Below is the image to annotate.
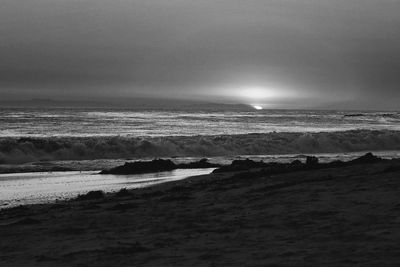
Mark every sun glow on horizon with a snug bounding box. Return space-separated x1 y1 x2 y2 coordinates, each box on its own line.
237 87 277 100
206 84 296 108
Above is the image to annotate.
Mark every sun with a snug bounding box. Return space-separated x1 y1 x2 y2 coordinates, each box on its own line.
252 105 263 110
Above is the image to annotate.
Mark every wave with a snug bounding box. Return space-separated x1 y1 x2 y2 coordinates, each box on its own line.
343 112 400 120
1 130 400 164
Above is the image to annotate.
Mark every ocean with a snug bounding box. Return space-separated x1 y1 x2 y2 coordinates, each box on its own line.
1 107 400 166
1 107 400 137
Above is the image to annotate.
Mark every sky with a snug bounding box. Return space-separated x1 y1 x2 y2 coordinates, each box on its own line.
0 0 399 110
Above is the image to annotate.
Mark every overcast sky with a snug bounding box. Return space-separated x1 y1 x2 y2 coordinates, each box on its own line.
1 0 399 109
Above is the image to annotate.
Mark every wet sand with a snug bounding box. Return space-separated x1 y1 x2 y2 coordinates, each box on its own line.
1 160 400 266
0 168 215 208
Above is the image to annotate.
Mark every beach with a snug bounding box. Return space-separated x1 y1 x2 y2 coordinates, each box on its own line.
1 108 400 266
2 0 400 265
1 157 400 266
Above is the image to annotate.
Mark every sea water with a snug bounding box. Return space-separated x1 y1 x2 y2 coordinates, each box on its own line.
1 108 400 137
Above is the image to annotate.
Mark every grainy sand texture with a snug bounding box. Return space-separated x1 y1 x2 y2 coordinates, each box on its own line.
1 159 400 266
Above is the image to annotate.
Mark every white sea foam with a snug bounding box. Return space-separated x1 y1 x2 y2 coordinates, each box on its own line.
1 130 400 164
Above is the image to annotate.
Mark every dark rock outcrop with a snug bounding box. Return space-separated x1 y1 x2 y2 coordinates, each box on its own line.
349 152 382 164
213 159 269 173
100 159 176 175
213 152 384 174
101 153 384 176
306 156 319 165
177 158 220 169
291 160 303 165
100 158 220 175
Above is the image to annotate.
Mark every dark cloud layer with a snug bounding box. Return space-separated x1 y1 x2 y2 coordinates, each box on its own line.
0 0 399 109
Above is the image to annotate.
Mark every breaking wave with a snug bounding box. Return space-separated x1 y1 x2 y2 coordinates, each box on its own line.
1 130 400 164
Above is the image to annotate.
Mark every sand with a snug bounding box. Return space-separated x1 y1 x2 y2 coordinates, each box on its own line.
1 160 400 266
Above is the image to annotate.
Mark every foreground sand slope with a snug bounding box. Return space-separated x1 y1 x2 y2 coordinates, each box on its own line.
1 160 400 266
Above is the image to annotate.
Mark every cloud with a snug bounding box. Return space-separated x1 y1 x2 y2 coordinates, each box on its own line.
0 0 399 109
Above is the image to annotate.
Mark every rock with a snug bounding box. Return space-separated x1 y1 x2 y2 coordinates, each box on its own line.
100 159 176 175
350 152 382 164
306 156 319 165
177 158 220 169
213 159 268 173
291 160 303 165
100 158 221 175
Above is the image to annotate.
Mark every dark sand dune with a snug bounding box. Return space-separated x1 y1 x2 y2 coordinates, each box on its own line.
1 157 400 266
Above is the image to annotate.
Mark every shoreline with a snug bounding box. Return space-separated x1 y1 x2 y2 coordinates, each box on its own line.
0 168 216 210
2 149 400 174
1 156 400 265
